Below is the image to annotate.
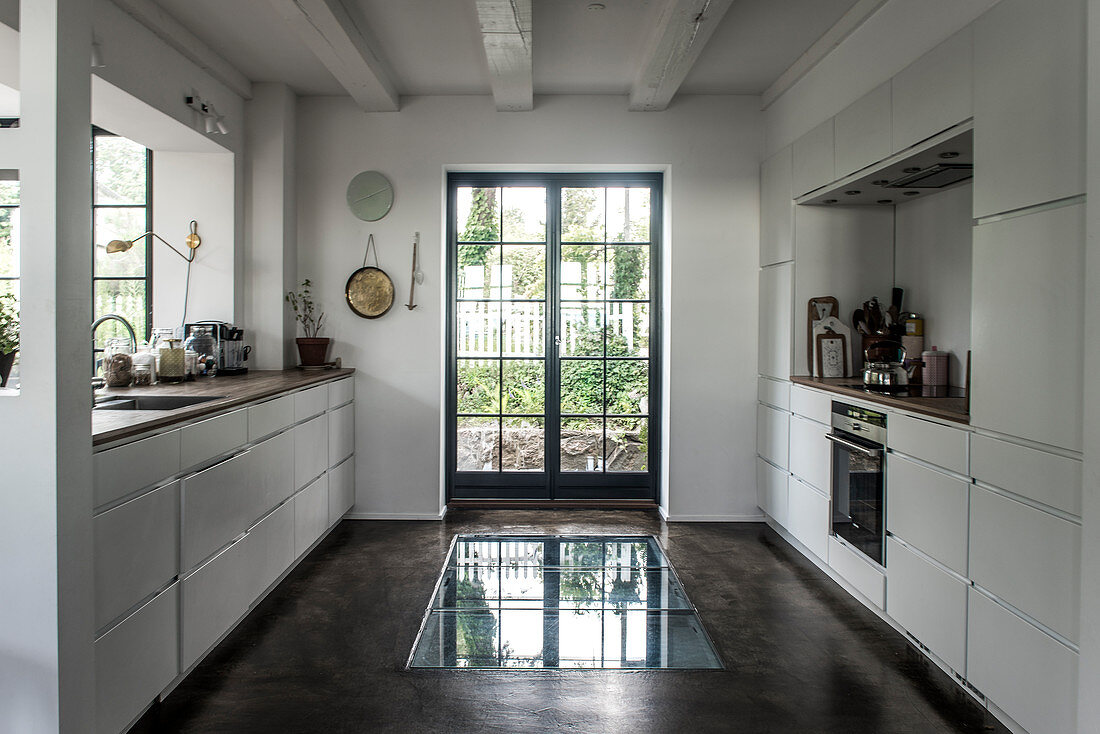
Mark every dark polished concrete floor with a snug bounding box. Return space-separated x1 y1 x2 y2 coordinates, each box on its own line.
136 511 1008 733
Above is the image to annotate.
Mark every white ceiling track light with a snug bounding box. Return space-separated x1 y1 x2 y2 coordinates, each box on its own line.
90 37 105 69
185 94 229 136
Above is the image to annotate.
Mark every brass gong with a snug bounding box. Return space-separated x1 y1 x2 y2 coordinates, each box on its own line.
346 234 394 319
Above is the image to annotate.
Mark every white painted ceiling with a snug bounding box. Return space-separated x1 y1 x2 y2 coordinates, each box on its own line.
153 0 859 99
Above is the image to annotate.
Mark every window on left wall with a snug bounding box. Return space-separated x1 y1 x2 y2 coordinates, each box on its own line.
92 127 152 359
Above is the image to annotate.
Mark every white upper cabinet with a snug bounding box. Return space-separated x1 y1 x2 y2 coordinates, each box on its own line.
792 118 835 197
891 27 973 153
758 262 793 379
760 146 794 266
834 82 892 180
970 204 1084 451
973 0 1085 218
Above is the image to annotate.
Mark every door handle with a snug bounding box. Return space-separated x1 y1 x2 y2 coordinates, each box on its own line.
825 433 882 457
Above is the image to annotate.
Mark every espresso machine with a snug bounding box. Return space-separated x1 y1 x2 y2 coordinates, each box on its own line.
184 321 251 375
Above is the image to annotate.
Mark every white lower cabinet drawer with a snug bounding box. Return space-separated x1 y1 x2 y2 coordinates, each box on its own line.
328 376 354 408
969 485 1081 642
181 535 253 670
967 588 1078 734
94 481 180 630
828 536 884 609
757 403 790 470
758 377 790 410
294 384 328 422
790 385 832 425
970 433 1082 516
328 457 355 525
789 414 830 492
247 394 294 442
95 583 179 734
249 429 295 516
244 500 296 603
295 473 330 557
93 430 181 508
886 537 967 674
886 454 968 575
787 476 829 561
181 450 255 572
295 415 329 490
328 402 354 468
886 413 968 475
756 457 788 527
180 408 248 471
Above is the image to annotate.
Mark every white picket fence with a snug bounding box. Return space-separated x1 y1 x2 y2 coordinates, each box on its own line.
457 301 639 358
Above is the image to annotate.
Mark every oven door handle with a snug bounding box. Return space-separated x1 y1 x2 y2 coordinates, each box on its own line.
825 433 883 457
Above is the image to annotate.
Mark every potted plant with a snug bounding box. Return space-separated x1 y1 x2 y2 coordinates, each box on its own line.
286 279 329 366
0 292 17 387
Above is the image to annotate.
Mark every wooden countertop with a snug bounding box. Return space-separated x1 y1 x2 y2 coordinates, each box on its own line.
790 376 969 424
92 368 355 446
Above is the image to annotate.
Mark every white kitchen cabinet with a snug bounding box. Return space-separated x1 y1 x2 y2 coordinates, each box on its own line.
891 27 973 153
886 454 968 575
295 473 330 557
328 402 354 468
834 82 891 179
247 394 294 442
789 414 830 493
967 588 1078 734
94 481 179 630
294 383 328 422
758 377 790 411
758 262 793 379
969 485 1081 643
93 429 180 508
886 414 967 476
328 457 356 525
757 403 789 470
787 476 829 561
970 434 1082 517
243 500 296 604
756 456 788 527
886 537 967 674
789 385 832 426
294 413 329 490
328 376 354 409
181 449 255 572
760 146 794 266
181 534 253 669
249 429 295 516
828 536 884 609
973 0 1085 218
792 118 835 197
970 204 1084 451
179 408 248 471
95 584 179 734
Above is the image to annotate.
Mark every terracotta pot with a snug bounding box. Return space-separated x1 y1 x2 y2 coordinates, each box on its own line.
0 350 14 388
296 338 330 366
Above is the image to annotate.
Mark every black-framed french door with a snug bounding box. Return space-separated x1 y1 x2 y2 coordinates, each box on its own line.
446 172 662 502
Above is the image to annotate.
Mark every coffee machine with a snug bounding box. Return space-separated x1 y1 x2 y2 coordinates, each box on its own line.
184 321 251 375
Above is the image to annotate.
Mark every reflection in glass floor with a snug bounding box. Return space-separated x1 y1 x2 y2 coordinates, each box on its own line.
408 535 723 669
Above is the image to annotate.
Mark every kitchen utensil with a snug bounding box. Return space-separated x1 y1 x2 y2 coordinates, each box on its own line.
862 341 909 392
346 234 395 319
406 231 422 311
812 316 853 377
807 296 840 373
851 309 865 334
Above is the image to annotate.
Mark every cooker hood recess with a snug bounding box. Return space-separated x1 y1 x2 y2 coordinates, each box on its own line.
797 121 973 207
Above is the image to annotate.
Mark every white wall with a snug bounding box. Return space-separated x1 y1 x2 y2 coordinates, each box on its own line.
151 152 235 329
764 0 998 157
295 94 761 520
893 184 972 386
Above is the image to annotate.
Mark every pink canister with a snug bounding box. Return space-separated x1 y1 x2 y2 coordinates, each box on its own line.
922 347 949 386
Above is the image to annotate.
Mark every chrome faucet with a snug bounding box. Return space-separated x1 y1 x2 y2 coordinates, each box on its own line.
91 313 137 384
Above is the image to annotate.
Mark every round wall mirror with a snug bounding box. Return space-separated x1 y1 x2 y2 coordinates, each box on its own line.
346 170 394 221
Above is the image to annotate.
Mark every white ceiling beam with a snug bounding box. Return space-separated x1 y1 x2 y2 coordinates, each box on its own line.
628 0 735 112
474 0 533 111
267 0 399 112
760 0 888 110
109 0 253 100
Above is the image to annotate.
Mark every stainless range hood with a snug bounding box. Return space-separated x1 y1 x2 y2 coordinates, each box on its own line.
797 121 973 207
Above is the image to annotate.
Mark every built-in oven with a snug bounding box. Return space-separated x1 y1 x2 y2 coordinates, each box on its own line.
826 401 887 567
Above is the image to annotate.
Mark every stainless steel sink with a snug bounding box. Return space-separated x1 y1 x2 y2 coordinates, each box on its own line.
93 395 227 411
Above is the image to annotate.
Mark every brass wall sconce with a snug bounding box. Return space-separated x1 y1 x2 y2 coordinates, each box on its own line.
105 220 202 325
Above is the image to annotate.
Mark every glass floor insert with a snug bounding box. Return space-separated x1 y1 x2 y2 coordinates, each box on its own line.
408 535 723 669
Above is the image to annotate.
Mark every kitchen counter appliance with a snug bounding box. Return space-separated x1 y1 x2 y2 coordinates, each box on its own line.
184 321 250 376
827 401 887 567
